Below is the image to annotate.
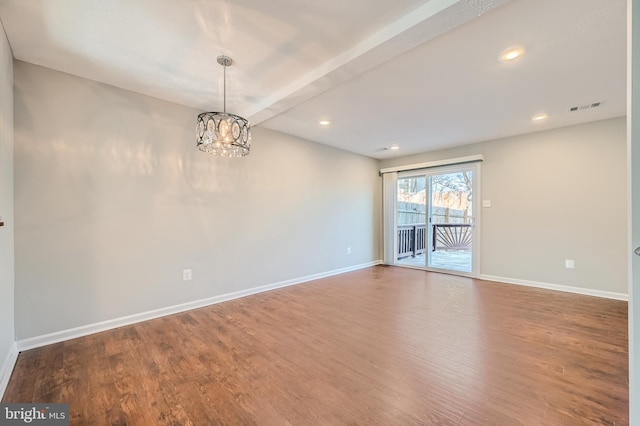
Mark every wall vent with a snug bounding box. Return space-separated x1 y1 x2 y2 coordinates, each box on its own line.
569 101 603 112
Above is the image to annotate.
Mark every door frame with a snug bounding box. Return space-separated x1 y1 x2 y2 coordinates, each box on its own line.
397 162 481 277
628 0 639 421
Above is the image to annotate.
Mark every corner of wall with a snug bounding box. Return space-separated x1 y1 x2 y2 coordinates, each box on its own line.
0 18 16 401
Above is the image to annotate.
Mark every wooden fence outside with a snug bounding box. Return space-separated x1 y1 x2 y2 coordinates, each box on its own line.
397 201 469 225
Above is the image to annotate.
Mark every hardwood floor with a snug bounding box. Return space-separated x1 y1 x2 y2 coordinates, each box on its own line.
3 266 628 425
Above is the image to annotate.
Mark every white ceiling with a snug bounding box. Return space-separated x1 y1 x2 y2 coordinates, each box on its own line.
0 0 627 159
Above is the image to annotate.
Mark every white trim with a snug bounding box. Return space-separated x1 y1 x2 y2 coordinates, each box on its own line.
472 165 482 276
380 154 484 174
628 1 640 423
0 342 18 400
16 261 382 352
479 274 629 301
382 172 398 265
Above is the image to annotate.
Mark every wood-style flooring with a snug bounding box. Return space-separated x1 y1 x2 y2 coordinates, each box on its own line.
3 266 629 425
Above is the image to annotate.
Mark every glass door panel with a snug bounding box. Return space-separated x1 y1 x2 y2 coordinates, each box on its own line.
427 170 474 273
396 176 427 268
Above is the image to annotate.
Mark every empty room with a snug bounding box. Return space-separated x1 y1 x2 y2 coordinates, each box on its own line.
1 0 640 425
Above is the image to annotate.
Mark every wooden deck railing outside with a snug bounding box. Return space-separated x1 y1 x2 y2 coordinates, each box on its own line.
398 223 472 259
432 223 472 251
398 224 426 259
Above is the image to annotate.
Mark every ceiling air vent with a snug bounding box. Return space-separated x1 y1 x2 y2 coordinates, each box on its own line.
569 101 603 112
374 147 390 152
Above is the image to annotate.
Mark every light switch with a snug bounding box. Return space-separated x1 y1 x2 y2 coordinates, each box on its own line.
482 200 491 208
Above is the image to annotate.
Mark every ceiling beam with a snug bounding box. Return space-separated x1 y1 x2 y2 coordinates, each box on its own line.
246 0 513 125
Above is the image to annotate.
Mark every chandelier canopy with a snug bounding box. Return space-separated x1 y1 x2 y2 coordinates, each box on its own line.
196 56 251 157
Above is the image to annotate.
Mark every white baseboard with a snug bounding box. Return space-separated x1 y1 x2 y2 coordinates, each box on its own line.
0 342 18 400
478 274 628 301
17 260 383 352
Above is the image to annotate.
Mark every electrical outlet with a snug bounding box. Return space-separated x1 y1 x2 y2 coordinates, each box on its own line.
183 269 192 280
565 259 575 269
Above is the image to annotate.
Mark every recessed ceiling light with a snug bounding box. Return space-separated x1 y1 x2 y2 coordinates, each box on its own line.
532 113 548 122
319 120 331 126
390 145 400 150
500 46 524 62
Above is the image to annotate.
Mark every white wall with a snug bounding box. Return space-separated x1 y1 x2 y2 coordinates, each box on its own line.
381 117 628 295
0 21 16 391
13 61 381 340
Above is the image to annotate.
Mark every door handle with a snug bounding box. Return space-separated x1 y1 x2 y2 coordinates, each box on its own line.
636 247 640 256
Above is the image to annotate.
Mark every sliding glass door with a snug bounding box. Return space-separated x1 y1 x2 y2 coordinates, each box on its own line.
396 164 479 276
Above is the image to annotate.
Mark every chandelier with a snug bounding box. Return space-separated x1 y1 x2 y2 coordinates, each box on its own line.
196 56 251 157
